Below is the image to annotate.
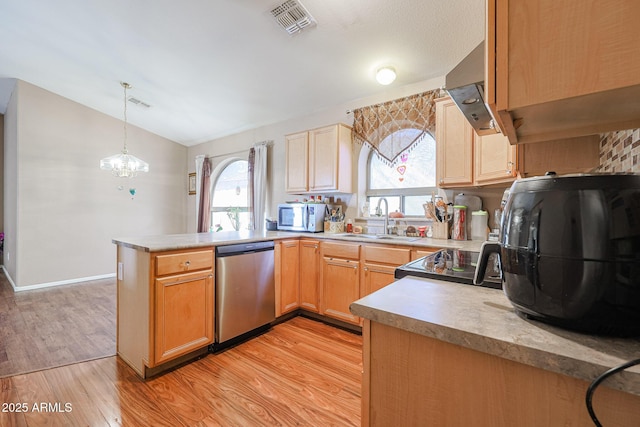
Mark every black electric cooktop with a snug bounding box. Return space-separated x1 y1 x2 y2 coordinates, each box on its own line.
395 248 502 289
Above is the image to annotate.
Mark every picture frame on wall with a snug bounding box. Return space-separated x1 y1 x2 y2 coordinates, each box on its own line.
188 173 196 195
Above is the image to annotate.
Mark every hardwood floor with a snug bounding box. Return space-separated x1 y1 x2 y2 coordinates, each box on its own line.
0 275 116 378
0 316 362 426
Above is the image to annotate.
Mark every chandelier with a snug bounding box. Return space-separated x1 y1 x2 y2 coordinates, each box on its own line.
100 82 149 177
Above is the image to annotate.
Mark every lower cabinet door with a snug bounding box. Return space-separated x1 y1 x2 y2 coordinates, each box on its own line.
153 270 214 366
362 263 397 297
299 240 320 312
321 257 360 324
280 240 301 315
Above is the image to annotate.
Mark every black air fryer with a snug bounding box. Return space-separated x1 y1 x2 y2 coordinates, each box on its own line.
475 173 640 336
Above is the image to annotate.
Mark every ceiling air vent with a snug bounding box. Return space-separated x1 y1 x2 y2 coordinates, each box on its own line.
127 96 151 109
270 0 316 35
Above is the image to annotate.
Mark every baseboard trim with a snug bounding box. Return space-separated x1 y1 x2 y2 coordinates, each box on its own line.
2 267 116 292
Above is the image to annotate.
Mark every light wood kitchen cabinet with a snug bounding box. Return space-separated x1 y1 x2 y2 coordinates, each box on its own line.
320 241 361 325
436 97 474 187
361 245 411 298
117 246 214 378
436 97 600 187
486 0 640 144
278 240 300 315
517 136 601 178
474 131 517 185
436 97 516 187
362 320 640 426
284 131 309 194
154 269 214 365
411 248 438 261
285 123 353 194
275 237 445 327
299 239 320 312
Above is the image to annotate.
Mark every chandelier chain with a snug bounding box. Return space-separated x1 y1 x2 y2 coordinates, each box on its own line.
122 82 128 154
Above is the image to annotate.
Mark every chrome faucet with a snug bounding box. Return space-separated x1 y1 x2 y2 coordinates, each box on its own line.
377 197 389 235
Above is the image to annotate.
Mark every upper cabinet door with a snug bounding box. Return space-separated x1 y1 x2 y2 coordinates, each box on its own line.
309 125 340 191
474 132 517 184
285 131 309 193
436 98 474 187
487 0 640 144
285 123 353 194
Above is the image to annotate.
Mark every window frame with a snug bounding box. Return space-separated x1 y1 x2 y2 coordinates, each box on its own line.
210 158 250 231
365 131 437 216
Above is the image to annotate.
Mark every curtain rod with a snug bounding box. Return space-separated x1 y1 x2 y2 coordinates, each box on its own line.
345 86 446 115
254 139 274 147
205 140 274 159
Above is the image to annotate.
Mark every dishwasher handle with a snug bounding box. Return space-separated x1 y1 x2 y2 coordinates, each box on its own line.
215 240 275 257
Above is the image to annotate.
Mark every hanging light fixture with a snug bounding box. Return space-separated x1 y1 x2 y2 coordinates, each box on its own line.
100 82 149 177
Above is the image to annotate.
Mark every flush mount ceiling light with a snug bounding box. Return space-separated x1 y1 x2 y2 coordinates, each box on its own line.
100 82 149 178
270 0 316 35
376 67 397 85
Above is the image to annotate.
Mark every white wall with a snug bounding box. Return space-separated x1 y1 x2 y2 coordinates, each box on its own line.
4 83 18 283
186 77 446 231
4 80 188 289
0 113 4 238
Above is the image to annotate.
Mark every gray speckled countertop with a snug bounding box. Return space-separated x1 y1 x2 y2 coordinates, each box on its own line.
112 230 484 252
350 277 640 396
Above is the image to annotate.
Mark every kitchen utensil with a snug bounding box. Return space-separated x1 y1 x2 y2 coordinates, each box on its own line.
423 202 438 221
474 173 640 336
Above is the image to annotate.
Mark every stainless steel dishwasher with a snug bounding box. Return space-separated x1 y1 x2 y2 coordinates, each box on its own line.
214 240 275 346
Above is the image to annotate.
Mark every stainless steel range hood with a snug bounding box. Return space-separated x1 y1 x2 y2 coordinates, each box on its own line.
445 42 497 136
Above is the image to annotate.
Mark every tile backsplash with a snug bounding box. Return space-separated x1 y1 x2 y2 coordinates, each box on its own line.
598 128 640 172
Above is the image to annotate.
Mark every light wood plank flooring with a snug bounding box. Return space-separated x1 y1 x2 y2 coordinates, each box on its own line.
1 316 362 426
0 274 116 378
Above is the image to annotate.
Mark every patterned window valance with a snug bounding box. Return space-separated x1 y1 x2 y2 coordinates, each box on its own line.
352 89 442 165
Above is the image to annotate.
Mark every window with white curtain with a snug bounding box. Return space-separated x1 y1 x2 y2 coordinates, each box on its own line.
366 129 437 216
210 159 250 231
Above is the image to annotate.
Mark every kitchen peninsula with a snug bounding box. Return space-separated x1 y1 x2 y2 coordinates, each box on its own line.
112 230 481 378
350 278 640 426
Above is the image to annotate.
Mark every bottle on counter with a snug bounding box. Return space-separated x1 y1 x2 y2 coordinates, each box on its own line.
346 218 353 233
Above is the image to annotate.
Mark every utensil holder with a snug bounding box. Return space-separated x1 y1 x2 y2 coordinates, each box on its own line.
327 221 345 233
432 222 448 239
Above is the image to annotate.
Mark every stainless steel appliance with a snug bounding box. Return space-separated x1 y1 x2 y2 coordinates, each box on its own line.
215 241 275 345
395 248 502 289
277 202 327 232
475 173 640 336
445 41 498 136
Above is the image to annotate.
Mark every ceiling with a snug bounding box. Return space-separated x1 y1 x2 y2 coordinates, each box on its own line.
0 0 484 147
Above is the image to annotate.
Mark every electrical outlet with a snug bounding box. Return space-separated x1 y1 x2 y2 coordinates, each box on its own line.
6 252 9 261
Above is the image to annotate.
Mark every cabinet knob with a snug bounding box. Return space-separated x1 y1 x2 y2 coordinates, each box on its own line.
364 267 368 271
184 261 191 267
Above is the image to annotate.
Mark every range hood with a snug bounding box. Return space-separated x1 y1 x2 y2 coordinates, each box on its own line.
445 42 498 136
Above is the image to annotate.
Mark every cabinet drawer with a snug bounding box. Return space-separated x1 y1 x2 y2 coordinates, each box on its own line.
155 249 214 276
321 241 360 260
363 245 410 266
